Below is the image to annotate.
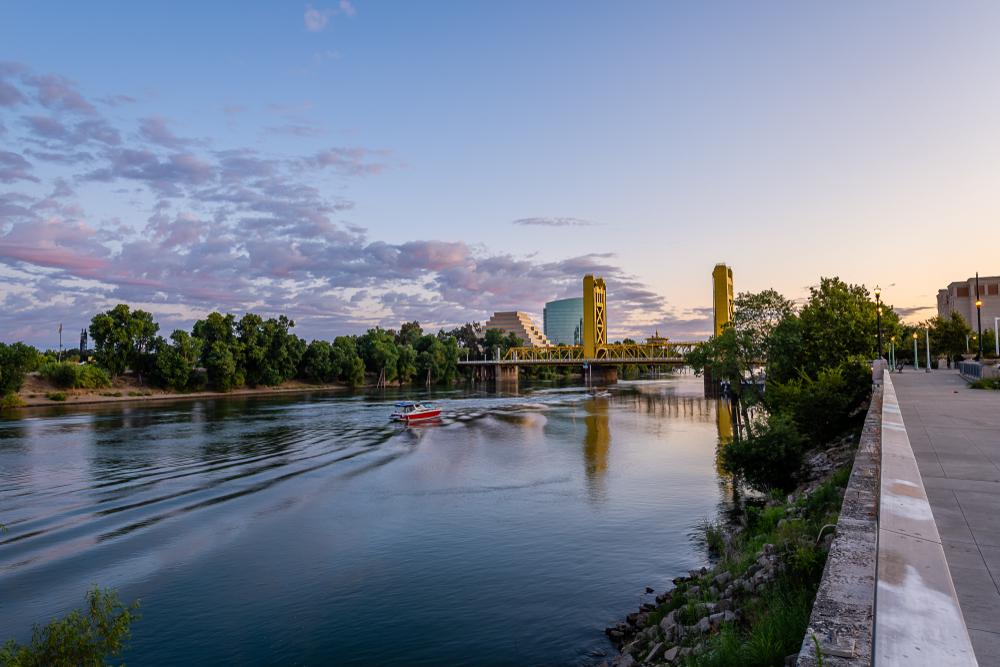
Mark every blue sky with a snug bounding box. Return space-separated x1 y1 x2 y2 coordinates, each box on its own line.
2 2 1000 346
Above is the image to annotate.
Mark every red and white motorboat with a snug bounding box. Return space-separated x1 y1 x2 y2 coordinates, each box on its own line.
391 402 442 422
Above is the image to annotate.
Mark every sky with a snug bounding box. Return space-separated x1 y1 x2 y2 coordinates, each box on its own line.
2 1 1000 348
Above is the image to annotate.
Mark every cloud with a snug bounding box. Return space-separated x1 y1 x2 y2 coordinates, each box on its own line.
512 217 597 227
264 123 326 138
303 1 355 32
0 79 26 106
22 114 121 148
894 305 935 320
23 72 95 115
304 5 332 31
0 63 698 346
304 146 389 175
0 151 38 183
138 116 194 149
99 94 137 106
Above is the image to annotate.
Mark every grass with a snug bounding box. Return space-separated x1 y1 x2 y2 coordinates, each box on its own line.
674 465 851 666
45 392 67 401
1 393 26 409
127 391 152 397
970 377 1000 390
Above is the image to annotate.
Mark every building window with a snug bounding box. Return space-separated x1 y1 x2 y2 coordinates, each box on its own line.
957 286 970 298
989 284 999 296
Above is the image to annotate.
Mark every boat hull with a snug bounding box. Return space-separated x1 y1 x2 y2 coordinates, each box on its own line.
393 409 442 422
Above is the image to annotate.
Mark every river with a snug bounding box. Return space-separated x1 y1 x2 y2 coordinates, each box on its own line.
0 376 729 666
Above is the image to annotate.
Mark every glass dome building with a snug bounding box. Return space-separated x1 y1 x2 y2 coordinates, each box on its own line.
543 297 584 346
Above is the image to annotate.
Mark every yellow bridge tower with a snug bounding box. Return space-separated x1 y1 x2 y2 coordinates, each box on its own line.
582 274 607 358
712 264 734 336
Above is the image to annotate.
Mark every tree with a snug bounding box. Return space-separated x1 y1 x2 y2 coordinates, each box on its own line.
687 289 796 437
204 341 237 391
482 329 522 361
330 336 365 386
0 587 139 667
397 321 423 348
154 330 202 391
928 312 973 360
88 305 159 379
415 334 460 385
358 328 399 383
720 413 806 493
236 313 268 386
797 277 896 377
0 342 39 396
192 312 241 390
396 344 418 384
300 340 335 383
263 317 305 385
445 322 483 358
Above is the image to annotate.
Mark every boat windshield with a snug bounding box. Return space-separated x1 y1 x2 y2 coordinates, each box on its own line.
395 402 433 413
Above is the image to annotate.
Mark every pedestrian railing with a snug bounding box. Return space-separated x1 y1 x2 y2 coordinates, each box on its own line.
958 361 983 380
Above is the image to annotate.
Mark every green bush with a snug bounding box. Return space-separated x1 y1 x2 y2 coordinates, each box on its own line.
40 362 111 389
76 365 111 389
39 362 79 389
765 358 870 445
1 393 26 410
45 392 67 402
721 413 806 492
970 377 1000 390
0 587 139 667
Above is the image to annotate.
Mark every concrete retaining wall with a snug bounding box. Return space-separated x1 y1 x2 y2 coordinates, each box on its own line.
796 389 881 666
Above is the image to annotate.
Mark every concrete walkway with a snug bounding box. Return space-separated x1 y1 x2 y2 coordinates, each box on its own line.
892 369 1000 663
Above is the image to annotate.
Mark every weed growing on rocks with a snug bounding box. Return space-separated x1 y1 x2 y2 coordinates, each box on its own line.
603 464 852 667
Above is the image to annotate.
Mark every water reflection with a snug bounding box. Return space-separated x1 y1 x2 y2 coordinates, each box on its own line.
0 379 728 667
583 399 610 501
715 400 733 444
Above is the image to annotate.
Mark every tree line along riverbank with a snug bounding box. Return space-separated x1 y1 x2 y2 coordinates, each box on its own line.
0 307 556 411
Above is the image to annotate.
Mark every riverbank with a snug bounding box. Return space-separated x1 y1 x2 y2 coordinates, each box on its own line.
10 374 351 409
602 433 858 666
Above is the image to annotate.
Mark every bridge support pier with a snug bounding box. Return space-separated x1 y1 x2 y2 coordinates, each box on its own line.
587 366 618 385
497 364 518 385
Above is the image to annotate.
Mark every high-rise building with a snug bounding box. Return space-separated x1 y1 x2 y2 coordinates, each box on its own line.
543 297 583 346
937 275 1000 331
483 311 551 347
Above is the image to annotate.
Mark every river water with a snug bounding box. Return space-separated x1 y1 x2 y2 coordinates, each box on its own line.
0 376 729 666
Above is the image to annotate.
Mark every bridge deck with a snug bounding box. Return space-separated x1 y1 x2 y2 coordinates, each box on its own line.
458 357 687 366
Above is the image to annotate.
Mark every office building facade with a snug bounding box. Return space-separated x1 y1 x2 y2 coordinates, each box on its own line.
543 297 583 346
937 275 1000 333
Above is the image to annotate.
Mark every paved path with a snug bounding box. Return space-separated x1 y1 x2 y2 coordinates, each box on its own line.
892 369 1000 663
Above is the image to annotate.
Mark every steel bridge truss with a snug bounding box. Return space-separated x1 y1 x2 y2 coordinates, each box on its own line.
459 342 700 366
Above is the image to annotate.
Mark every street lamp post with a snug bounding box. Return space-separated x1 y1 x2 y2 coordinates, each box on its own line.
913 332 919 370
925 327 931 372
890 336 896 370
874 285 883 360
995 317 999 357
976 272 983 360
